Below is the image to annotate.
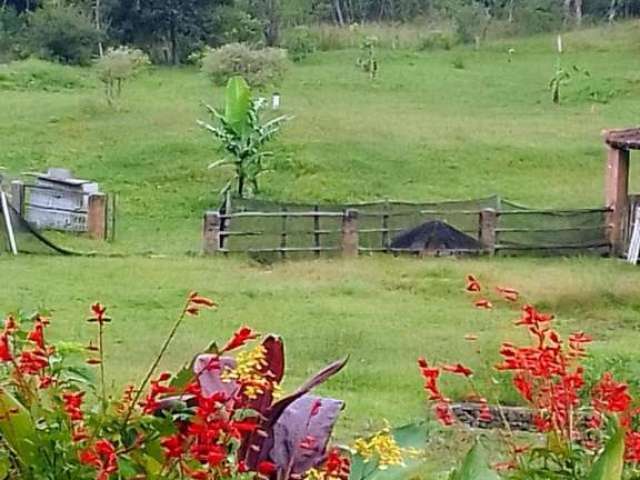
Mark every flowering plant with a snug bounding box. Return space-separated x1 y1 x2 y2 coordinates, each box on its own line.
418 275 640 479
0 292 361 480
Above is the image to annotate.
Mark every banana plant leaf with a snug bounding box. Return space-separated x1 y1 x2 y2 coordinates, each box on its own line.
270 394 344 476
194 355 237 398
587 424 625 480
224 76 251 137
0 389 37 467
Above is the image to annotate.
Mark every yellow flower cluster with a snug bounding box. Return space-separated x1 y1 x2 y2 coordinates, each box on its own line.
352 423 404 469
221 345 273 399
304 468 335 480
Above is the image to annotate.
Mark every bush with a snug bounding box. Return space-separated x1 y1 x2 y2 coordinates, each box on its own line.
416 30 455 51
27 5 100 65
454 4 490 45
95 46 149 106
0 6 25 63
0 58 91 91
283 26 317 62
201 43 288 87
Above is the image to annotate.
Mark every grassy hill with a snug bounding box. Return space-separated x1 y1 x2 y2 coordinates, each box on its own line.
3 22 640 254
3 23 640 463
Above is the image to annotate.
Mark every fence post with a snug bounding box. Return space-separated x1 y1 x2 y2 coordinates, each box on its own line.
87 193 107 240
605 146 630 256
202 211 221 255
479 208 498 255
10 180 25 216
341 209 359 258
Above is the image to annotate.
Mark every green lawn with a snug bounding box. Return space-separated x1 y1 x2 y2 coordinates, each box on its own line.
2 22 640 463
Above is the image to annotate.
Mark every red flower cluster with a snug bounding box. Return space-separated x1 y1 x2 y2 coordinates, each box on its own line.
420 274 640 469
79 440 118 480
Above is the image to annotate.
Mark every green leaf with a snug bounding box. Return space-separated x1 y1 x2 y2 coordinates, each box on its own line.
588 424 625 480
0 450 10 479
0 389 37 466
451 441 500 480
224 76 251 137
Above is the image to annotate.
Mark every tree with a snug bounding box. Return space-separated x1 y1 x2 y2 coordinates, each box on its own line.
199 76 292 198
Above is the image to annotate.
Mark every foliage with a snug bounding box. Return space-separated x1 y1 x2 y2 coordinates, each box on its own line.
199 76 292 197
418 274 640 479
95 46 150 107
0 57 90 91
26 4 100 65
454 3 490 46
417 31 455 51
283 26 317 62
549 62 591 104
0 6 25 62
0 291 355 479
356 36 378 80
201 43 288 88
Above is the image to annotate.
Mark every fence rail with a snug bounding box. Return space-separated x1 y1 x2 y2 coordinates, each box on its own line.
202 202 613 258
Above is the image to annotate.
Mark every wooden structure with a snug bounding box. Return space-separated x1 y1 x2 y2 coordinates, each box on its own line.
10 169 115 241
604 128 640 256
201 203 610 258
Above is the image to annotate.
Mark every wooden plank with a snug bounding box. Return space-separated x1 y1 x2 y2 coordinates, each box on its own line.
219 247 340 254
495 225 608 233
280 207 287 260
222 211 343 219
314 205 321 259
627 206 640 264
381 200 390 251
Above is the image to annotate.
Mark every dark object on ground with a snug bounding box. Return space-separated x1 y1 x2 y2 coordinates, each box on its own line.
451 403 535 432
390 220 480 254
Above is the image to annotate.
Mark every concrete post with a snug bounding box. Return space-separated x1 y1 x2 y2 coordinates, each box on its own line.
341 209 359 258
87 193 107 240
479 208 498 255
202 211 221 255
10 180 25 216
605 146 630 256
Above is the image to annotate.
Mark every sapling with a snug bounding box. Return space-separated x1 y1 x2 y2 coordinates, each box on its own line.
357 35 379 80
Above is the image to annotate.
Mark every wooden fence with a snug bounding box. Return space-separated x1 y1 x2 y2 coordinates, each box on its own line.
202 205 612 258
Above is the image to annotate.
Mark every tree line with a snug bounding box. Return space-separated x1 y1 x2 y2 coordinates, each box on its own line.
1 0 640 65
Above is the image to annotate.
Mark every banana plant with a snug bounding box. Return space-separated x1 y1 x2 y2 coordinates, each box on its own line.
198 76 292 198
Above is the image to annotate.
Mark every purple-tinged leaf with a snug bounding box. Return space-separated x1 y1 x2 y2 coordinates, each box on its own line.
194 354 237 398
270 394 344 476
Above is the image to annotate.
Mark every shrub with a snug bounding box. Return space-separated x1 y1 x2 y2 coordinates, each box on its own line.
417 30 455 51
201 43 288 87
0 58 90 91
283 26 317 62
26 5 100 65
0 6 25 63
454 4 490 45
95 46 149 106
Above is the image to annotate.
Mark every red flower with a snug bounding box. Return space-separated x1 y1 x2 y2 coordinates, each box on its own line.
221 327 258 353
79 439 118 480
27 321 45 350
88 303 111 325
160 434 184 459
0 334 12 362
442 363 473 377
434 401 455 426
62 391 85 422
592 372 631 414
466 275 481 292
186 292 217 317
474 299 493 310
324 448 350 480
496 286 519 302
418 358 442 401
257 461 278 476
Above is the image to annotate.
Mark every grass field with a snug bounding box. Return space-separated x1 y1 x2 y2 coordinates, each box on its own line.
2 22 640 465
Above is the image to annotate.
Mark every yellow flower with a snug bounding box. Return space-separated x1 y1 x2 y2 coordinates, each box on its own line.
352 421 404 469
221 345 276 400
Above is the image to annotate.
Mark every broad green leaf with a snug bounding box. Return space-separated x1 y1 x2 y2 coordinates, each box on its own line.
224 76 251 137
452 442 500 480
588 425 625 480
0 450 10 479
0 390 37 466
